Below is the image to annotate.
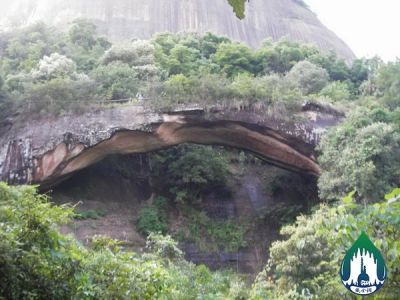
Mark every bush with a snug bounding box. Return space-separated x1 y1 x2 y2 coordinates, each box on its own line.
146 233 183 261
20 76 96 114
177 209 248 252
137 205 167 235
0 183 78 299
31 53 79 81
150 145 230 204
251 189 400 299
101 40 155 67
286 60 329 95
90 61 139 100
0 183 248 299
319 81 351 102
74 209 107 220
318 107 400 201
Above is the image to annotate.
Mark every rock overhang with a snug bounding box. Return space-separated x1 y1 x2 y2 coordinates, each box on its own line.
0 103 343 188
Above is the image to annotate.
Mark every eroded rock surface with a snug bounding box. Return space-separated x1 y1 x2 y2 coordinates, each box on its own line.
0 103 342 188
0 0 355 62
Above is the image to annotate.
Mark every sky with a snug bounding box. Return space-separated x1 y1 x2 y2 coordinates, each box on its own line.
305 0 399 61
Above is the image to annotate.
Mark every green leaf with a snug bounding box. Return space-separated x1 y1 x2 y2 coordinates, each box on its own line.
385 188 400 202
342 190 356 205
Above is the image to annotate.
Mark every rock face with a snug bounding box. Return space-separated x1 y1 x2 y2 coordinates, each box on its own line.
0 0 355 61
0 103 342 188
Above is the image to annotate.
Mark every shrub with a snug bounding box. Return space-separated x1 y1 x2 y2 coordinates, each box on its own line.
0 183 248 299
101 40 155 67
137 205 167 235
286 60 329 95
177 209 248 252
150 145 230 204
90 61 139 99
318 107 400 201
251 189 400 299
319 81 351 102
146 232 183 261
31 53 79 81
74 209 107 220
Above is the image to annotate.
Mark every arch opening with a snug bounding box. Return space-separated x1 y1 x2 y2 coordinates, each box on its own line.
51 143 319 272
35 120 320 189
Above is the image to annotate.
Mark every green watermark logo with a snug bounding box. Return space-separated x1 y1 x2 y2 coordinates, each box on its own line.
340 232 387 295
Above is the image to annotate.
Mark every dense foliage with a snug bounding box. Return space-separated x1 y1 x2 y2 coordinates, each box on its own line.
250 189 400 299
1 19 400 300
1 183 399 299
0 183 248 299
0 21 372 116
149 144 230 204
318 106 400 201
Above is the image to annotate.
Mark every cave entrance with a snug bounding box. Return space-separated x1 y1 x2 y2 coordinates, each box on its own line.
52 144 318 273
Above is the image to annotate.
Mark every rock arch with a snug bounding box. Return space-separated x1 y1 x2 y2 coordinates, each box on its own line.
0 104 342 188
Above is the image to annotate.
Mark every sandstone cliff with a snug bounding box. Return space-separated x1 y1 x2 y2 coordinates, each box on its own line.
0 0 355 61
0 103 343 188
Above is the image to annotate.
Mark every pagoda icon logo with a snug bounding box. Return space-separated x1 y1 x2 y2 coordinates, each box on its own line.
340 232 387 295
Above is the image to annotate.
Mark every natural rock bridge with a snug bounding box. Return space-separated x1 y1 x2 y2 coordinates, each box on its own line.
0 103 342 188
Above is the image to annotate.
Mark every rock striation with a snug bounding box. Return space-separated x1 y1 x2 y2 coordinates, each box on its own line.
0 103 342 188
0 0 355 62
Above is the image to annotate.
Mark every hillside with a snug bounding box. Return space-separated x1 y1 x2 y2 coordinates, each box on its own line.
0 0 355 61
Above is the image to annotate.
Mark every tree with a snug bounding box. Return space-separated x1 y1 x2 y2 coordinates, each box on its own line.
149 145 230 203
376 59 400 109
213 42 257 77
256 39 319 74
319 81 351 102
31 53 79 81
286 60 329 94
0 183 248 299
349 58 369 88
251 189 400 299
163 74 194 103
318 107 400 201
65 19 111 72
90 62 139 100
68 19 97 50
167 44 201 75
198 33 230 59
152 33 204 76
101 40 159 80
309 51 350 81
101 40 155 67
1 22 60 74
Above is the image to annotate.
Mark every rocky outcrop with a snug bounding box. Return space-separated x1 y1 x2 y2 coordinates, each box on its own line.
0 103 342 188
0 0 355 62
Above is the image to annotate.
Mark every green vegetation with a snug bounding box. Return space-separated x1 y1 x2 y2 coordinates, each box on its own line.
140 146 246 252
1 19 400 300
318 106 400 201
250 189 400 299
227 0 248 19
0 183 248 299
74 209 107 220
177 209 248 253
1 183 399 299
0 21 373 116
256 203 304 227
137 197 168 235
149 144 230 204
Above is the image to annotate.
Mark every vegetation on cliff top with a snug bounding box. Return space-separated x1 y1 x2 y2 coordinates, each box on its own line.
0 20 370 116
